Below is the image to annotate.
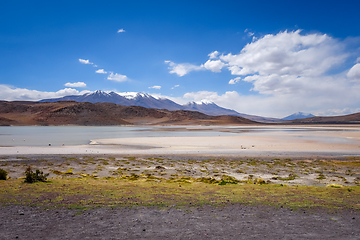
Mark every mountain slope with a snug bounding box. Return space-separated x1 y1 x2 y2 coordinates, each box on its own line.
39 90 281 122
40 90 184 111
183 101 281 122
183 101 239 116
288 112 360 124
282 112 316 120
0 101 258 126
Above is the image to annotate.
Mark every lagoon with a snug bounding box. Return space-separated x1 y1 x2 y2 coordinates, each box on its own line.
0 125 359 147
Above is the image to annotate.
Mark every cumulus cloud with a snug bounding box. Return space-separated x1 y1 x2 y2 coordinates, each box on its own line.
182 88 360 118
171 84 180 89
347 63 360 80
149 85 161 90
79 59 93 64
220 30 347 79
117 28 125 33
107 72 129 82
164 60 204 77
95 69 107 74
166 30 348 80
229 77 241 84
208 51 220 59
202 59 227 72
0 85 90 101
166 30 360 116
64 82 87 88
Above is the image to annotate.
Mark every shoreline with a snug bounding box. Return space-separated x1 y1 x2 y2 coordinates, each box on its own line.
0 135 359 157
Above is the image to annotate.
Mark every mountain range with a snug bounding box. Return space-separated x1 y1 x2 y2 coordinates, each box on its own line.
282 112 316 121
40 90 281 122
1 99 359 126
0 101 257 126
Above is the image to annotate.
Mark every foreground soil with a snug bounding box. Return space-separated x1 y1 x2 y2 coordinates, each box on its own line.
1 155 360 239
1 204 359 239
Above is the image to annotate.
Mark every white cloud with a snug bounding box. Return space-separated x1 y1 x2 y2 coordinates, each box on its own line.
149 85 161 90
107 72 129 82
164 60 204 77
208 51 220 59
182 88 360 118
171 84 180 89
244 28 255 37
202 59 227 72
347 63 360 80
229 77 241 84
220 30 347 81
64 82 87 88
117 28 125 33
0 85 90 101
166 30 360 116
95 69 107 74
79 59 93 64
166 30 348 81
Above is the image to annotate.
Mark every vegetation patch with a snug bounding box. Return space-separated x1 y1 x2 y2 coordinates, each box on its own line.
0 168 8 180
278 173 298 181
1 177 359 211
24 166 49 183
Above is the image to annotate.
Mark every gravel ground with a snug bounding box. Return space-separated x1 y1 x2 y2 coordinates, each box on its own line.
1 204 359 240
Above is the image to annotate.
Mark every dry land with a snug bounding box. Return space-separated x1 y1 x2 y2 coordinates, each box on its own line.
1 154 360 239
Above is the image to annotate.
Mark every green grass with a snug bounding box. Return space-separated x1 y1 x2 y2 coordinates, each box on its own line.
1 177 359 211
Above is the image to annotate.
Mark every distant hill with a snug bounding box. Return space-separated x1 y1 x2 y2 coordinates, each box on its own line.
282 112 316 120
287 112 360 124
0 101 258 126
40 90 281 123
183 101 239 116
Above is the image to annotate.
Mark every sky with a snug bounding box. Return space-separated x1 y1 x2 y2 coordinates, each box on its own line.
1 0 360 118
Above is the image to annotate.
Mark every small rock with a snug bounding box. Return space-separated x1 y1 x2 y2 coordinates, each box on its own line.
19 212 24 215
143 229 146 231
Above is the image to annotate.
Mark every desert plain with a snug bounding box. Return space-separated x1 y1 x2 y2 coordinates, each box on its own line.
1 125 360 239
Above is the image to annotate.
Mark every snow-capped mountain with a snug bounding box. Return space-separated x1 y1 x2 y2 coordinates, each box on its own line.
282 112 315 120
39 90 281 122
183 101 240 116
40 90 184 111
183 101 282 122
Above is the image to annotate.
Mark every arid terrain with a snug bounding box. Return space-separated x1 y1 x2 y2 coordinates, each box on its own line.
0 101 257 126
1 100 360 126
1 154 360 239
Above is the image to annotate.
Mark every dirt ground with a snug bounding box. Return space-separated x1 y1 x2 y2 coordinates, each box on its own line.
1 204 359 239
1 154 360 239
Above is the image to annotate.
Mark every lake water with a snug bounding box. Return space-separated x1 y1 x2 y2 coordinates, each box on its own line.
0 126 358 147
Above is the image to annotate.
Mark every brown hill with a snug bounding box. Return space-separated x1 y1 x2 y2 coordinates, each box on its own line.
287 112 360 124
0 101 258 126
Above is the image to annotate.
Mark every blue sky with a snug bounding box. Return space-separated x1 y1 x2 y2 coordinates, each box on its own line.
1 0 360 118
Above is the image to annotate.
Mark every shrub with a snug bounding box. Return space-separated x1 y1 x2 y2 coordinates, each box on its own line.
327 184 343 188
219 175 239 185
0 168 7 180
24 166 49 183
254 178 266 184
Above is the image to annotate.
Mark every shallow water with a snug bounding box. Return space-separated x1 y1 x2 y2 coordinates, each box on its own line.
0 126 358 147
